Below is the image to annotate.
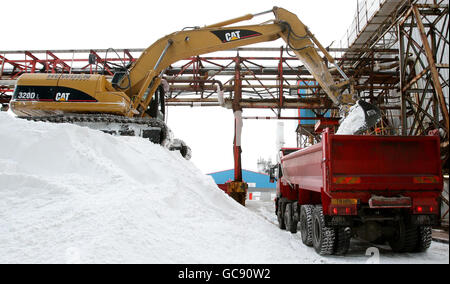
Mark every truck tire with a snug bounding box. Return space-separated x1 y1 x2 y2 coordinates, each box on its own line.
312 206 335 255
402 223 419 253
277 199 286 230
389 220 418 253
334 227 351 255
299 205 314 246
415 226 432 252
284 203 298 234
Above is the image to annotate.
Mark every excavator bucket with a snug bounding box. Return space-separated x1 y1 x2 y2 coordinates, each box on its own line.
357 100 381 131
337 100 381 135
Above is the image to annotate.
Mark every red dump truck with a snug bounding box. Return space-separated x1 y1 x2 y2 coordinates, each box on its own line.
270 128 443 255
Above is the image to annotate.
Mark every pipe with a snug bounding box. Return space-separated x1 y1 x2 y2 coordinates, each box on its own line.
154 40 173 71
205 8 273 29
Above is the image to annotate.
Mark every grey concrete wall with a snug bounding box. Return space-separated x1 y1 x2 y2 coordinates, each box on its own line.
247 188 276 202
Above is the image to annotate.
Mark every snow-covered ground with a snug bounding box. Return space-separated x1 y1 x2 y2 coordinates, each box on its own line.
0 112 448 264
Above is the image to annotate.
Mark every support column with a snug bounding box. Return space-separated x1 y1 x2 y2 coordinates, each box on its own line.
412 5 449 136
398 17 408 136
233 56 243 182
227 55 248 206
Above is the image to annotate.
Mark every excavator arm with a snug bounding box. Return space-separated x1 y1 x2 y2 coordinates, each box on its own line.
115 7 350 117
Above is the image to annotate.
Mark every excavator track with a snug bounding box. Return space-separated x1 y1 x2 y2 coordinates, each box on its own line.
19 113 170 147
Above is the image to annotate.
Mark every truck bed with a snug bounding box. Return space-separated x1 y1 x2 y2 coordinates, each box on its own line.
281 131 442 198
327 134 442 192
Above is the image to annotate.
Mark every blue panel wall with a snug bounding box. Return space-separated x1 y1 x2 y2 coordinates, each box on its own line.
298 81 330 125
207 169 275 189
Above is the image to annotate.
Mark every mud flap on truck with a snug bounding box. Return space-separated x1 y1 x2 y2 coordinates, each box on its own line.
334 227 351 255
284 203 298 234
410 214 439 226
276 197 288 230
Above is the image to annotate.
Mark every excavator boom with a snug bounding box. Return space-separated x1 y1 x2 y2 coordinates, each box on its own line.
118 7 347 116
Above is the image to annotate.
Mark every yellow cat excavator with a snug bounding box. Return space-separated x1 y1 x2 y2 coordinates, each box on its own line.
9 7 380 158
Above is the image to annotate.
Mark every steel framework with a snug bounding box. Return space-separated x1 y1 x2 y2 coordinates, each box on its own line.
0 48 400 110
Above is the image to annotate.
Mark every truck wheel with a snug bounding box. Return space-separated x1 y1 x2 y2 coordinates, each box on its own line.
277 199 286 230
312 206 335 255
402 223 419 253
334 227 351 255
284 203 298 234
389 221 418 252
299 205 314 246
415 226 432 252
